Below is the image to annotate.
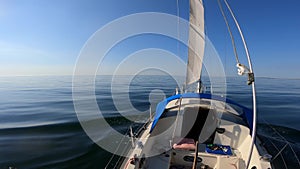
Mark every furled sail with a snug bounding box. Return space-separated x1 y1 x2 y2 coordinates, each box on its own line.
186 0 205 85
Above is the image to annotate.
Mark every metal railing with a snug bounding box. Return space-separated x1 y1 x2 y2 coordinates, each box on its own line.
104 114 153 169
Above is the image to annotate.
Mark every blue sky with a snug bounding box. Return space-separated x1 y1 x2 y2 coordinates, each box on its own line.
0 0 299 78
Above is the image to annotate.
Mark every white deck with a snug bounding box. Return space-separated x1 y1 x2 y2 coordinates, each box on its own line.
122 98 272 169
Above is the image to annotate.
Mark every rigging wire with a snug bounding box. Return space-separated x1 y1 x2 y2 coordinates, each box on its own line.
219 0 257 168
265 138 289 169
223 0 253 72
260 118 300 167
104 126 131 169
171 0 182 147
176 0 180 66
217 0 240 64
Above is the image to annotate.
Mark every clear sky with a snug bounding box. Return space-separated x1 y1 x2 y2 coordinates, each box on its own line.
0 0 299 78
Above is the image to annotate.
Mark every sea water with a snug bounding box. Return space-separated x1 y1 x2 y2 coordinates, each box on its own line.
0 75 299 169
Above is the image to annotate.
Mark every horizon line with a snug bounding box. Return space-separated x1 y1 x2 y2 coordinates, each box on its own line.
0 74 299 80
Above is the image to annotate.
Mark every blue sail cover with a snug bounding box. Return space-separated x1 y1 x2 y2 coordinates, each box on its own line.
149 93 253 133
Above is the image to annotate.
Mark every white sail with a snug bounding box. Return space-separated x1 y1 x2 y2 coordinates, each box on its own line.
186 0 205 85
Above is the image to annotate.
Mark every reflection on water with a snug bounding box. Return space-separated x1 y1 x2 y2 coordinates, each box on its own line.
0 75 299 168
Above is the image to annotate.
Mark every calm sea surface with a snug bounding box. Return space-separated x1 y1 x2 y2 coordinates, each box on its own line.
0 75 299 169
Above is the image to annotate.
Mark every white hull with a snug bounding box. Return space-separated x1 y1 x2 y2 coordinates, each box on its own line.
120 94 272 169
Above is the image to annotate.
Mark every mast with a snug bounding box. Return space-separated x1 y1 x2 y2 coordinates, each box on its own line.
186 0 205 87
